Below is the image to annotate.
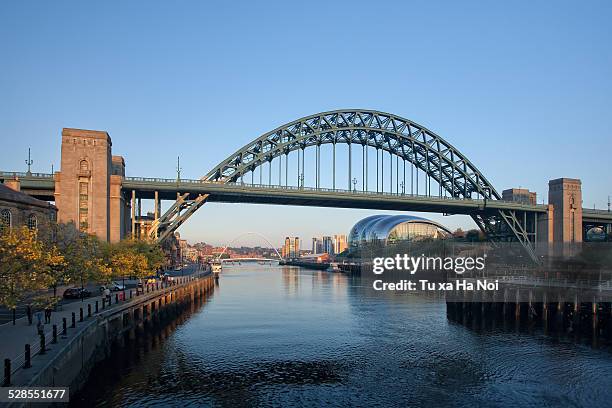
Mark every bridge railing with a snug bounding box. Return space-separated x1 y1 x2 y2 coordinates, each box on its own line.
123 176 548 207
0 171 54 179
1 172 549 209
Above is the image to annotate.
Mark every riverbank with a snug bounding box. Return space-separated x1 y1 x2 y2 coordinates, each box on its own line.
2 272 214 406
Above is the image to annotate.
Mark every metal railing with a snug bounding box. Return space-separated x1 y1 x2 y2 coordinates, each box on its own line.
0 171 54 179
498 275 612 290
2 272 210 386
123 176 548 208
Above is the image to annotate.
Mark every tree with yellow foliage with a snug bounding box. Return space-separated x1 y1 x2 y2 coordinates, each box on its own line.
41 243 66 301
0 227 52 311
54 222 109 288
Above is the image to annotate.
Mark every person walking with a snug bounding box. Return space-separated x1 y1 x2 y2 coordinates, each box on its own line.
35 311 43 335
104 287 111 304
26 305 33 325
44 307 51 324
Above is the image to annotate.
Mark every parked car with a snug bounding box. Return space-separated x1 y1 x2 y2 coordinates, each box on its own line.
63 287 92 299
99 282 125 293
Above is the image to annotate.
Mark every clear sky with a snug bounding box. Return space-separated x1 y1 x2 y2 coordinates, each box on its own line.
1 1 611 247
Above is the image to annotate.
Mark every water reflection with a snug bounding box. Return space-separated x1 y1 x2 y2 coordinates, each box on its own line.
74 265 612 407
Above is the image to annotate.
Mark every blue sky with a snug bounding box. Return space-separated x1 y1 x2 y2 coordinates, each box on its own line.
1 1 611 247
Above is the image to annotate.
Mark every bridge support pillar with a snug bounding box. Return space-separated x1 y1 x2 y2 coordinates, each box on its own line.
154 191 160 239
131 190 136 239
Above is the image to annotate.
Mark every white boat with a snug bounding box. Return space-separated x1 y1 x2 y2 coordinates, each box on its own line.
212 263 222 273
328 262 341 273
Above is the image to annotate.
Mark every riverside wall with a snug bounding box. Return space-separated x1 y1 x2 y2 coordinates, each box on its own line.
6 273 215 407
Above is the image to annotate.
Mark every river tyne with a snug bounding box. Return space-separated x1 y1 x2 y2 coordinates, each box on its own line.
73 264 612 407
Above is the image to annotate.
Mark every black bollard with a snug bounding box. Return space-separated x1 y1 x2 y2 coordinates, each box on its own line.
71 312 76 328
80 308 83 322
52 325 57 344
3 359 10 386
115 294 118 304
39 333 46 355
130 290 133 299
24 344 31 368
95 300 99 313
102 298 106 309
62 318 67 335
88 304 91 317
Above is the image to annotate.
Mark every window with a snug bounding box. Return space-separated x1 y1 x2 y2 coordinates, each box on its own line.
80 160 89 172
0 209 11 231
78 181 89 232
27 214 37 230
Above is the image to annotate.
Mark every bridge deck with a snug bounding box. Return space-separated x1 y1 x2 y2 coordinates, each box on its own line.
122 177 549 215
7 172 610 218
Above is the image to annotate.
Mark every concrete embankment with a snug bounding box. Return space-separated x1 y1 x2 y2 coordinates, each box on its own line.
6 273 215 407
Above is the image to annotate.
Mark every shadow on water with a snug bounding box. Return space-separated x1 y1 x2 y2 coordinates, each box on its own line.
70 292 214 407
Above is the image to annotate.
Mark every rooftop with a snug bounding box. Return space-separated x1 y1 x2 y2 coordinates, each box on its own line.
0 183 56 210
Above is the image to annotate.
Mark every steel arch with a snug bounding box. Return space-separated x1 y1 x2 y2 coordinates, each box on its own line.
216 232 283 260
203 109 499 200
155 109 538 262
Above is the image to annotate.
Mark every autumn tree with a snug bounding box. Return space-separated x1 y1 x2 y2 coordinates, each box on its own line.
54 222 109 287
41 243 67 299
0 227 51 309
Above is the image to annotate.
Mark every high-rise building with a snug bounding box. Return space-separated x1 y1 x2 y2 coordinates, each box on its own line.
322 236 334 255
312 237 323 254
282 236 300 259
333 234 348 254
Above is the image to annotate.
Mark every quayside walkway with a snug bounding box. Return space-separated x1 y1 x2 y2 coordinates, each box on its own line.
1 269 211 388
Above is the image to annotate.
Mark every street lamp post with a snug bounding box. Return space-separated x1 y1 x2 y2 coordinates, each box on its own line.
25 148 33 175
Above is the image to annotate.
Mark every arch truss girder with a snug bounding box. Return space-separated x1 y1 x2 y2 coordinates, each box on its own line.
151 193 209 243
153 109 540 263
204 110 499 202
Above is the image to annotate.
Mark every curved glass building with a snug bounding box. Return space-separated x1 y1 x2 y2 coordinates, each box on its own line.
348 214 451 250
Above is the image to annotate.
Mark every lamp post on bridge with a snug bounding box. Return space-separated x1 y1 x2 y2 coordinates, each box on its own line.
400 181 405 196
25 148 33 176
352 178 357 192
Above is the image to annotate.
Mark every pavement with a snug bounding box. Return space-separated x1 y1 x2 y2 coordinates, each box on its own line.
0 264 203 376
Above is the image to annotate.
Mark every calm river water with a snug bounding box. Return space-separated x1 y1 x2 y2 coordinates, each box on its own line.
73 265 612 407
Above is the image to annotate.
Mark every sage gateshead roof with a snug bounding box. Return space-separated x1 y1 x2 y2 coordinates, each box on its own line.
348 214 452 249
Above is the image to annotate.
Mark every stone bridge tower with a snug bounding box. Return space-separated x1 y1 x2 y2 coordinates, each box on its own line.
54 128 129 242
548 178 582 244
